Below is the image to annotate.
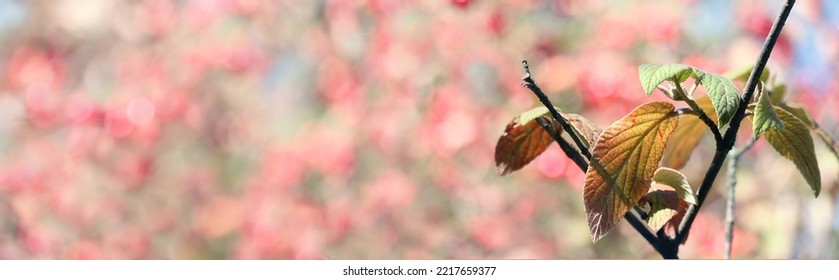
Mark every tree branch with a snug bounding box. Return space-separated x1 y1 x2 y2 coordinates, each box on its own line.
530 72 669 259
724 137 758 259
674 0 795 245
536 117 588 171
673 81 723 144
522 60 593 160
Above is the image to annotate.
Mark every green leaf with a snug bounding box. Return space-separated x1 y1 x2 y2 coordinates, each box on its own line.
770 84 786 105
779 103 813 127
723 64 770 83
752 90 784 138
584 102 679 242
779 103 839 163
495 115 556 176
764 107 821 197
693 69 741 126
638 64 693 96
652 167 697 205
661 96 716 169
517 106 553 126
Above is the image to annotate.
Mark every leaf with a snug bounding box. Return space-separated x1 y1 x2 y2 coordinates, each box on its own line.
779 103 839 163
645 185 681 232
495 108 599 176
764 107 821 197
723 64 770 83
661 96 716 169
652 167 697 205
517 106 553 126
693 69 741 127
495 115 556 176
779 103 813 127
583 102 679 242
565 113 602 149
752 89 784 138
769 84 786 105
638 64 693 95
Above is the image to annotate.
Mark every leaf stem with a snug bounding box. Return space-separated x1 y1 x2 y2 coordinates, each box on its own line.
522 60 593 160
674 0 795 246
674 80 723 143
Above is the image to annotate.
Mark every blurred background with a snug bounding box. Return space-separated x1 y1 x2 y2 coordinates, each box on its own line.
0 0 838 259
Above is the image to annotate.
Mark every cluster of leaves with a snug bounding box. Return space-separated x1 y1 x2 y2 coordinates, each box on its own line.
496 63 839 243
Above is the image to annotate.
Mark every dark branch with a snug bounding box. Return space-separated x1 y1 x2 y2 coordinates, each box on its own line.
536 117 588 171
685 109 723 144
522 60 593 160
533 85 667 259
674 0 795 245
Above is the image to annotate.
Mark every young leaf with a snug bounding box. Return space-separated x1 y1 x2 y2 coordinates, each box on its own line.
644 185 681 232
769 84 786 105
565 113 602 149
638 64 693 95
517 106 553 126
661 96 716 169
752 89 784 138
652 167 697 205
778 103 839 164
584 102 679 242
693 69 741 126
723 64 770 83
764 107 821 197
495 115 556 176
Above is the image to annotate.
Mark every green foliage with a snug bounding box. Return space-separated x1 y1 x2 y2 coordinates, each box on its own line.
638 64 693 95
752 88 784 138
692 69 740 127
763 107 821 197
638 64 740 126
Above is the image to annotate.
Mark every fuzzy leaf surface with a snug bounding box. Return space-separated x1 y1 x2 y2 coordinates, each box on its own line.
693 69 740 126
764 107 821 197
638 64 693 95
753 89 784 138
584 102 679 242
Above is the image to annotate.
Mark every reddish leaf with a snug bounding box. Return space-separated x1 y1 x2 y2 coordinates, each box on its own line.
583 102 679 242
495 115 556 176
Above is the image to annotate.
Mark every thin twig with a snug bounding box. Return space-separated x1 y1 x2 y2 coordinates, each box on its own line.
674 81 723 143
675 0 795 245
725 137 758 259
536 117 588 171
529 69 668 258
522 60 593 159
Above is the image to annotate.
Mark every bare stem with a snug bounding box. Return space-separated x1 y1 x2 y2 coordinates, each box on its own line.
675 0 795 246
725 137 758 259
674 81 723 143
529 73 670 258
522 60 592 159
